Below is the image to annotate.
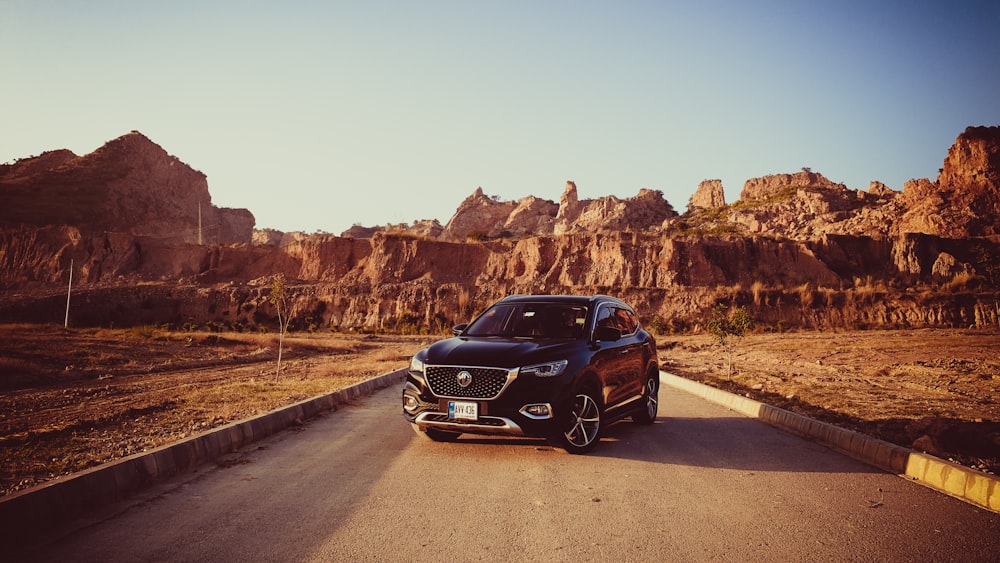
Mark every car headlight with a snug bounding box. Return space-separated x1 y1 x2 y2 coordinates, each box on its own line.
519 359 568 377
409 355 425 374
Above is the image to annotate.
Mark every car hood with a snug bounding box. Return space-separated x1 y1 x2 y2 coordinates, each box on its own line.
423 336 582 369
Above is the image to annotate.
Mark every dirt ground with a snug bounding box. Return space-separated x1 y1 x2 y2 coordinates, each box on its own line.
660 329 1000 475
0 325 436 497
1 324 997 498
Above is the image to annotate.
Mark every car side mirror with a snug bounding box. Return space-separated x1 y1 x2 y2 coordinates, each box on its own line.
452 323 468 336
593 325 622 342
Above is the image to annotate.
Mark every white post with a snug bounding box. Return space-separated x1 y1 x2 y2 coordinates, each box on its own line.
64 259 73 328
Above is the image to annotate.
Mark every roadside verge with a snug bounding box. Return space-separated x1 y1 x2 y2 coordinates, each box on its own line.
0 368 407 544
661 371 999 513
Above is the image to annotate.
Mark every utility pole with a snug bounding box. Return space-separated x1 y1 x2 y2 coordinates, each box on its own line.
64 259 73 328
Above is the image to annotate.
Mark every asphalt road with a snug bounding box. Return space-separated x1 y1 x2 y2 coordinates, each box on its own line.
21 382 1000 562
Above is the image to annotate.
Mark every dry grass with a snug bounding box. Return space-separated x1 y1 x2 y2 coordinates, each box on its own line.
0 325 434 496
944 271 976 292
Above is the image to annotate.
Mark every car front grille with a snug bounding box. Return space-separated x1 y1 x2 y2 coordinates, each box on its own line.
424 365 515 399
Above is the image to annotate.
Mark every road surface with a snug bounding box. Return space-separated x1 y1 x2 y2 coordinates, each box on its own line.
20 382 1000 562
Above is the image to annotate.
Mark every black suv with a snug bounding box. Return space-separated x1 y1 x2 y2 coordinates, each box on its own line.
402 294 659 453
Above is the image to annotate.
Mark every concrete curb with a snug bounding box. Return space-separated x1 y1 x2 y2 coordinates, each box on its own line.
661 371 999 513
0 368 407 543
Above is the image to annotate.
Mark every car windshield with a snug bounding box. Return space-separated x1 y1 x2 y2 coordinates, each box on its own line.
464 302 589 339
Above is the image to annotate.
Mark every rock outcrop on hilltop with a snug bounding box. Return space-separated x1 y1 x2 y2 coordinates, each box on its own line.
440 187 519 240
0 131 254 244
434 181 678 240
898 126 1000 238
1 127 998 332
739 169 847 201
698 169 902 239
687 127 1000 241
555 182 678 235
688 179 726 212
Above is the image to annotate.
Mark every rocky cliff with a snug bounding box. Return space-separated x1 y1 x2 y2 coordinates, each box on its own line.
0 131 254 244
1 127 998 332
2 229 995 332
897 126 1000 238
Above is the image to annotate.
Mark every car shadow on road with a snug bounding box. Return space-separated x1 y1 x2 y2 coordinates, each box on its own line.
428 415 878 473
591 415 880 473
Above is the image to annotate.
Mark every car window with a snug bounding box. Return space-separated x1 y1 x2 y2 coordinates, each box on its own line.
594 304 638 336
615 308 639 335
534 304 587 338
466 303 588 338
464 304 515 336
594 305 616 330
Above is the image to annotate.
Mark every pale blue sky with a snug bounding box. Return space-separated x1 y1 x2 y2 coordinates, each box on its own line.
3 1 999 233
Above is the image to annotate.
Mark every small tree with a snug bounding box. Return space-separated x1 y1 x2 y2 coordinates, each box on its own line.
706 304 754 379
268 274 293 381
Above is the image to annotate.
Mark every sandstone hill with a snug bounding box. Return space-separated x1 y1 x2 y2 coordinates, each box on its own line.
0 131 254 245
1 127 998 333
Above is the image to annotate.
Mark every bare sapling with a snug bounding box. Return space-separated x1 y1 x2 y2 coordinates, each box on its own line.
268 274 293 381
706 304 754 379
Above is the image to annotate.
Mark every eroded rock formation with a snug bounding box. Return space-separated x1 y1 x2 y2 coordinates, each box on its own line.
2 127 999 332
0 131 254 244
898 126 1000 238
688 179 726 212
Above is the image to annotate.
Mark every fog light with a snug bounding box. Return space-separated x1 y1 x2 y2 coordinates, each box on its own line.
520 403 553 419
403 394 419 413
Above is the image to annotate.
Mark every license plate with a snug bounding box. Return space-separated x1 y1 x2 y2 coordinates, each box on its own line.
448 400 478 420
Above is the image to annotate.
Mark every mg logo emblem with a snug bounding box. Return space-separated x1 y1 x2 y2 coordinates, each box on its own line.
456 370 473 388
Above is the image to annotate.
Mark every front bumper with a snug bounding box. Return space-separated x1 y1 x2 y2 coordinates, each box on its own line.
411 410 526 436
402 374 566 438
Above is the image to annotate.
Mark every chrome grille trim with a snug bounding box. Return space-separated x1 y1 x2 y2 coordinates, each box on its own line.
414 411 524 435
424 365 518 400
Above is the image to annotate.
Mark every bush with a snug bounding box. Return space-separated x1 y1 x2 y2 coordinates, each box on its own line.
706 305 754 378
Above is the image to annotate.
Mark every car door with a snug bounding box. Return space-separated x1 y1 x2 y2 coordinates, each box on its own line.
593 305 643 410
591 304 627 405
612 307 645 406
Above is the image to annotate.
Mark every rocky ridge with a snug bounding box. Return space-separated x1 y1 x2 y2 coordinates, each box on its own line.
1 126 998 332
436 181 677 240
346 128 1000 244
0 131 254 245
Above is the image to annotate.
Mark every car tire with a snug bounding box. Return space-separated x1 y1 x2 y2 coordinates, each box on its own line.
553 386 603 454
633 368 659 425
411 424 461 442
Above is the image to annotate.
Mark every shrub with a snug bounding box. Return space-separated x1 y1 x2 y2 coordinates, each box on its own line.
648 315 666 335
706 305 754 379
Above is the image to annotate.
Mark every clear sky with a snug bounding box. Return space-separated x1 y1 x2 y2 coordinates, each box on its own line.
3 1 999 234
